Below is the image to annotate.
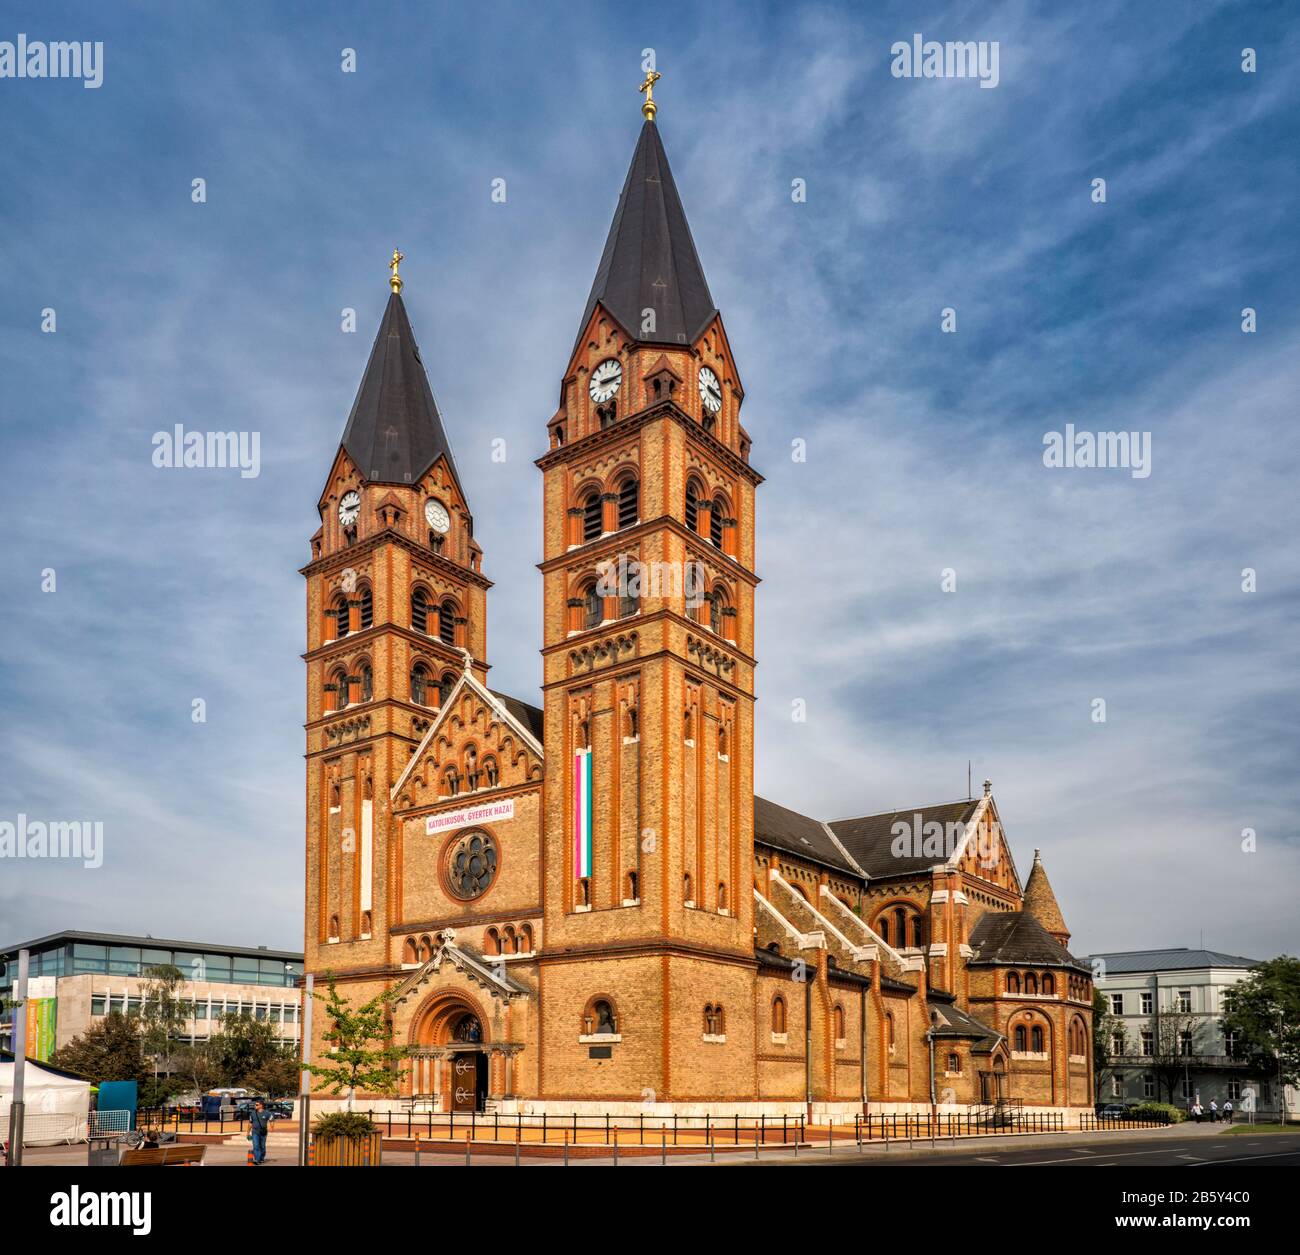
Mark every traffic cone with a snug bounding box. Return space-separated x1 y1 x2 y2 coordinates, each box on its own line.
246 1144 255 1166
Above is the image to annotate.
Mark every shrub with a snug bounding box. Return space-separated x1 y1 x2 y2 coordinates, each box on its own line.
314 1111 376 1138
1127 1102 1184 1124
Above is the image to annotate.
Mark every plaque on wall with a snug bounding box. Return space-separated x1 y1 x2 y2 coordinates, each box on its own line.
588 1045 613 1060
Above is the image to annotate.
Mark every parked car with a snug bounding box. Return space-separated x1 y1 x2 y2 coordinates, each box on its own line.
1095 1103 1130 1119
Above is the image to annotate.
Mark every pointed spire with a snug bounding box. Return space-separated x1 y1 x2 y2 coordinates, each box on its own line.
575 118 717 351
1023 848 1070 945
340 269 460 488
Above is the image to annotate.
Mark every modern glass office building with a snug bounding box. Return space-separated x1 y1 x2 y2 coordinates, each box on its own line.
0 929 304 1060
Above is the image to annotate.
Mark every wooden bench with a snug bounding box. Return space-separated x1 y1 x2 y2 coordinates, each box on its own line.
118 1143 207 1167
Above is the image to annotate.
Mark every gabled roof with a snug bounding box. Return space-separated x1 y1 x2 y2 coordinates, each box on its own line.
928 998 1004 1052
574 120 717 352
489 690 544 743
340 291 461 489
967 910 1089 973
829 800 982 878
754 795 861 877
1082 948 1259 974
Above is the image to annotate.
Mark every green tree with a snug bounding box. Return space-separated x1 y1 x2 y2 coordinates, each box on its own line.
1221 955 1300 1122
306 976 408 1110
208 1012 286 1087
139 964 193 1084
245 1053 301 1097
50 1012 147 1085
1092 988 1125 1098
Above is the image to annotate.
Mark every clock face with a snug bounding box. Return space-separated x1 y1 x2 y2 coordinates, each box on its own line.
589 358 622 404
425 498 450 534
338 490 361 528
698 366 722 414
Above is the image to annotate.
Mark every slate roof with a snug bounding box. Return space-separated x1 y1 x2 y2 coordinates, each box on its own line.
1082 948 1259 974
828 800 981 878
575 120 717 352
340 291 461 488
928 998 1003 1051
967 910 1089 973
490 691 544 743
754 795 859 876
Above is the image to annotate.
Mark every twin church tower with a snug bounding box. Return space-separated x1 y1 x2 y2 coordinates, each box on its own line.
302 80 765 1108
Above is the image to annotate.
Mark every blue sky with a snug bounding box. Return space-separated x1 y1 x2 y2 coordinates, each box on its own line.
1 0 1297 960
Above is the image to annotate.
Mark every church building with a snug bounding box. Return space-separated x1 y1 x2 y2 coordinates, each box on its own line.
300 80 1094 1118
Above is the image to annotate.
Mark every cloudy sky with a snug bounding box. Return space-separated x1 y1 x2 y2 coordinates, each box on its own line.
1 0 1297 961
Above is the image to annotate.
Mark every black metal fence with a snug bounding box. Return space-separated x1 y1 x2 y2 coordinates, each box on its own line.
856 1109 1065 1140
1078 1113 1170 1131
138 1107 253 1135
375 1110 808 1145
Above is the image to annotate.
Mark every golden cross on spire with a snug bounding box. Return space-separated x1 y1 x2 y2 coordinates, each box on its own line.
389 247 404 294
638 68 661 121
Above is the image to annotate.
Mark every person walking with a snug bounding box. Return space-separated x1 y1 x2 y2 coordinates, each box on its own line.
1208 1099 1219 1123
249 1100 271 1165
1223 1099 1233 1125
1191 1101 1203 1123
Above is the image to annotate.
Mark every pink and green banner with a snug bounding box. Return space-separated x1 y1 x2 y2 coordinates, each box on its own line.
574 747 592 879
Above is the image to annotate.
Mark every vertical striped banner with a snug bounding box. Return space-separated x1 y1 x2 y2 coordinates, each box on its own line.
574 746 593 879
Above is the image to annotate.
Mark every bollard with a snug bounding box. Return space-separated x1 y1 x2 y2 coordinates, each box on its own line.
515 1124 521 1167
415 1134 421 1168
662 1127 667 1167
613 1125 619 1167
465 1131 471 1167
564 1130 570 1168
709 1128 715 1163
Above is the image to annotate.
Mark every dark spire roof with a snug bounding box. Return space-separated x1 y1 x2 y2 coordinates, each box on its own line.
1023 848 1069 943
575 120 717 352
340 292 460 488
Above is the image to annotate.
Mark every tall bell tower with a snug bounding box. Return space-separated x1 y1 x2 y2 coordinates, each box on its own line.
302 253 490 998
536 80 763 1103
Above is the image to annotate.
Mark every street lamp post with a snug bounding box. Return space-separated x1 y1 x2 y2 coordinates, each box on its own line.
5 950 30 1167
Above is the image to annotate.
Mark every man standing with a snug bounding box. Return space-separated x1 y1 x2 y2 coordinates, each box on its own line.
1223 1098 1233 1125
1209 1099 1219 1123
250 1100 271 1165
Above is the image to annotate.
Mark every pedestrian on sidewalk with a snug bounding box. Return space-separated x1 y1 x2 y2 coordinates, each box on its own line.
249 1100 271 1165
1208 1100 1218 1122
1191 1101 1203 1123
1223 1099 1233 1125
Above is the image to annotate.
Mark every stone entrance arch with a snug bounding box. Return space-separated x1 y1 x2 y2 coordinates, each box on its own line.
407 991 495 1111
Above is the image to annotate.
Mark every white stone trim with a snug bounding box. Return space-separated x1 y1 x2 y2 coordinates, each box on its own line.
772 875 872 961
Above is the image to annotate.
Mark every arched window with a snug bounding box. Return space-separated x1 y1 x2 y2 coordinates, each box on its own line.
360 663 373 703
895 907 908 948
834 1005 846 1041
685 480 700 533
704 1004 724 1035
419 935 433 961
439 672 456 706
886 1013 896 1049
1014 1025 1027 1052
626 870 638 901
947 1052 960 1073
584 582 602 630
683 872 693 903
617 476 639 529
519 924 533 953
410 663 431 706
582 490 602 542
485 928 500 956
330 667 350 711
328 914 340 938
912 915 926 948
502 925 516 955
877 916 890 946
772 995 787 1034
331 593 350 640
411 588 429 634
709 588 724 634
1025 972 1038 995
403 937 418 964
1042 973 1055 996
717 882 727 911
1031 1026 1044 1053
359 586 373 630
617 559 639 618
710 495 726 548
1007 971 1021 994
439 600 457 646
583 998 617 1036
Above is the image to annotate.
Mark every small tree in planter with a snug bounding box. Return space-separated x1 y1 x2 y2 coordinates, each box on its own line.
305 977 408 1164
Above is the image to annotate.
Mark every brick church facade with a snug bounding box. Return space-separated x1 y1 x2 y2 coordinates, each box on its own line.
301 94 1094 1117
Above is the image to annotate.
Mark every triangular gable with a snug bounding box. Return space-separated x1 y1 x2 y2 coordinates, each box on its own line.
946 795 1023 895
390 664 544 803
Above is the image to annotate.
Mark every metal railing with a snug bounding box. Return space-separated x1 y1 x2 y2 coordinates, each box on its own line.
855 1109 1064 1140
1079 1112 1171 1130
374 1110 808 1145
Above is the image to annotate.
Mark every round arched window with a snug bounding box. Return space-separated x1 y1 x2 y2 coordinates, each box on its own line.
446 829 499 900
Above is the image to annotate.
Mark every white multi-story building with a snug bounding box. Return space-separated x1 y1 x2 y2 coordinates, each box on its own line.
1085 947 1294 1118
0 929 303 1061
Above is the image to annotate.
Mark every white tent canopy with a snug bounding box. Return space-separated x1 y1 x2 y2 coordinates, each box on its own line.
0 1060 91 1145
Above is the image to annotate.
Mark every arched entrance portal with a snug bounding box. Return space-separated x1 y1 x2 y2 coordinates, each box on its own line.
411 994 491 1113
